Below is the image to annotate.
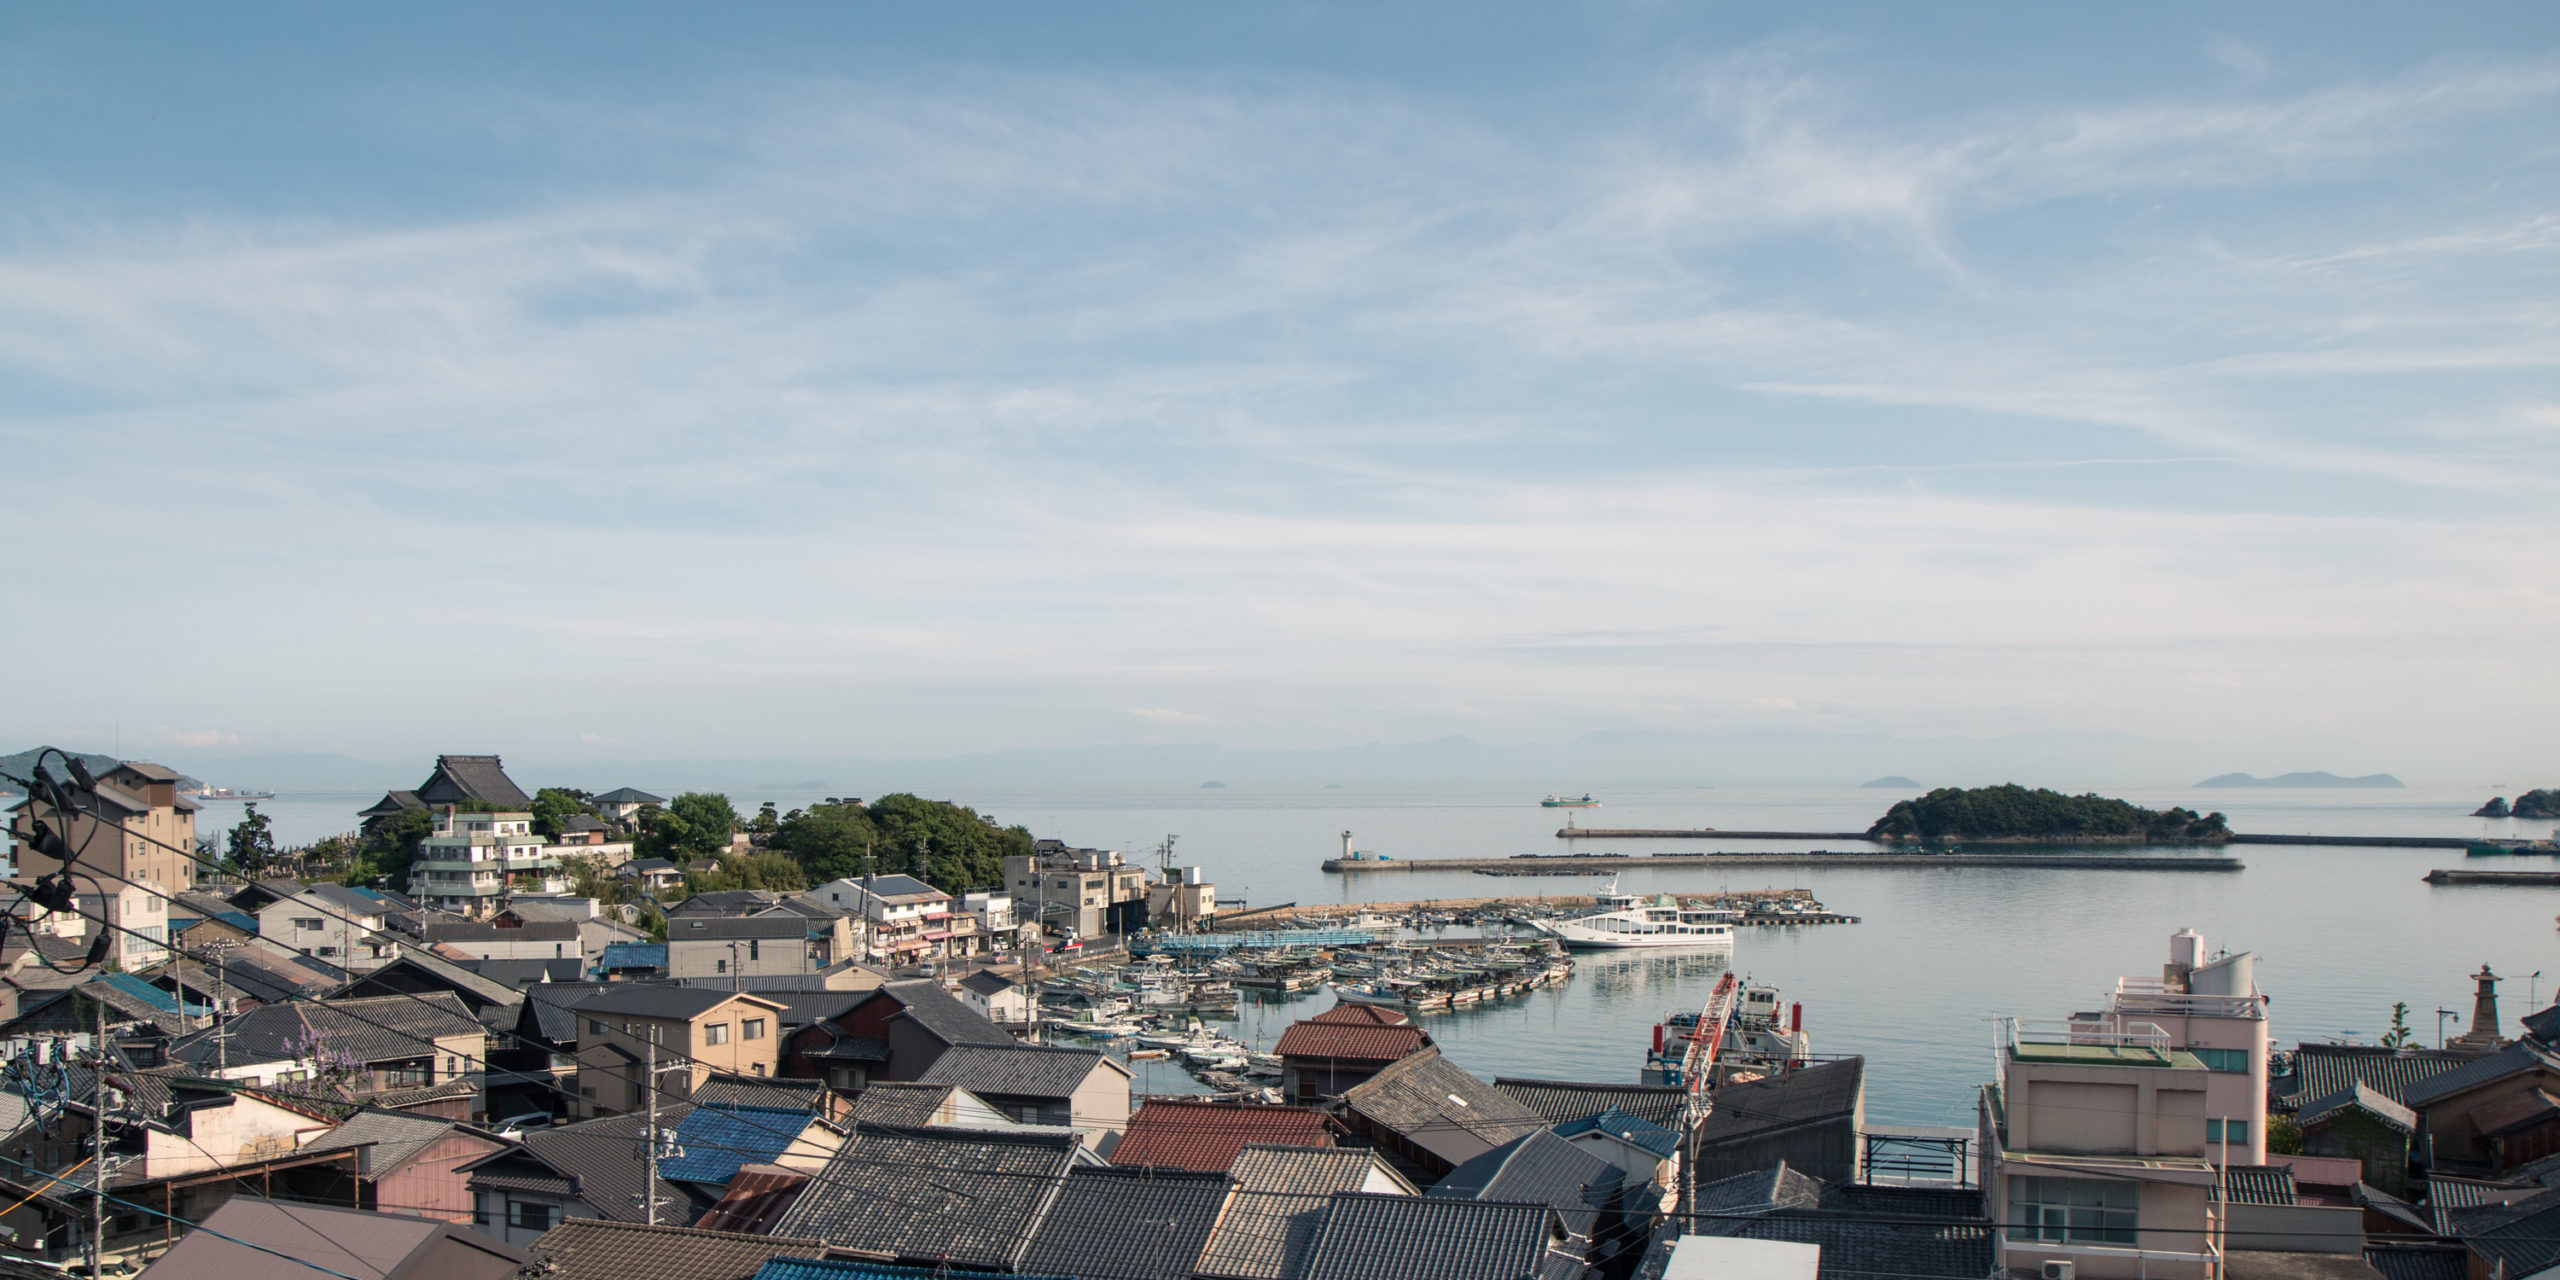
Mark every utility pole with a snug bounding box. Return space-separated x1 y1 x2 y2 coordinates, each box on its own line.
638 1030 688 1226
90 997 106 1277
201 940 238 1075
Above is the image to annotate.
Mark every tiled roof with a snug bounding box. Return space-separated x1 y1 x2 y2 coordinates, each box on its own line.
1687 1162 1825 1224
855 875 945 900
695 1164 812 1235
768 1124 1086 1270
593 788 667 806
136 1195 529 1278
1731 1212 1995 1280
1299 1193 1582 1280
960 969 1018 996
341 949 521 1009
2364 1242 2471 1280
694 1073 829 1112
874 979 1016 1048
661 1105 816 1187
477 1106 699 1224
1309 1004 1412 1027
2221 1165 2298 1206
673 890 790 917
303 1108 465 1174
526 1219 825 1280
2300 1082 2417 1133
458 957 588 986
424 917 580 943
1021 1166 1234 1280
2274 1045 2478 1110
573 986 773 1020
1430 1129 1622 1236
1553 1107 1680 1159
171 992 482 1068
2403 1041 2560 1107
1200 1146 1413 1280
2451 1189 2560 1279
1695 1058 1863 1142
1334 1050 1550 1172
1494 1078 1690 1131
1275 1021 1431 1063
1112 1098 1334 1172
417 754 532 808
846 1083 960 1128
753 1260 1069 1280
671 916 810 941
1816 1183 1985 1220
524 982 641 1043
917 1042 1119 1102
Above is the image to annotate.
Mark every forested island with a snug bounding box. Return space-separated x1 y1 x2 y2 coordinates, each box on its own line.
2478 790 2560 819
1867 784 2230 845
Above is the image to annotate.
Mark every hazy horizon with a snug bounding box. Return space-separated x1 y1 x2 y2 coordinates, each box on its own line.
6 4 2556 779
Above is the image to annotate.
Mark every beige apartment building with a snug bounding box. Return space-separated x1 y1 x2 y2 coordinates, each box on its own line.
568 987 785 1117
10 760 200 894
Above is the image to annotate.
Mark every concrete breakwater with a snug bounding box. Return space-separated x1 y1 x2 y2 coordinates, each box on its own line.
1328 852 2244 873
2425 869 2560 886
1553 827 2471 850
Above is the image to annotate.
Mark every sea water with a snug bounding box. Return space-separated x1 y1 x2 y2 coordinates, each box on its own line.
207 783 2560 1126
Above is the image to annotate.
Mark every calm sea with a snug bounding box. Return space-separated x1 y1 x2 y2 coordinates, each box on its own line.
205 783 2560 1127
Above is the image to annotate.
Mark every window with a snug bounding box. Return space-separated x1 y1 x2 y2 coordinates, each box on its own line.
2006 1176 2136 1245
2192 1048 2249 1073
292 917 323 931
742 1018 766 1040
751 1062 766 1075
749 940 760 961
2206 1119 2249 1146
445 1057 460 1076
317 947 340 957
703 1023 730 1045
509 1202 556 1232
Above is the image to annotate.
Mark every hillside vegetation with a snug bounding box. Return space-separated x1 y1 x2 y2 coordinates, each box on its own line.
1867 784 2230 844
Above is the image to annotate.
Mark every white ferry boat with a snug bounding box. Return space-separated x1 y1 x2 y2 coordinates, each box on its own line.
1532 882 1735 949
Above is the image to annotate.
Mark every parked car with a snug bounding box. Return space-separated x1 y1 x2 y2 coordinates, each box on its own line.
494 1113 553 1136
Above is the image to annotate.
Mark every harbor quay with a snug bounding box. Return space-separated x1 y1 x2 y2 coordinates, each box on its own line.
1554 826 2475 849
1327 850 2247 872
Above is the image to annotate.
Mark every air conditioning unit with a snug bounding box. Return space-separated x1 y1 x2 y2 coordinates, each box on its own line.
2041 1262 2076 1280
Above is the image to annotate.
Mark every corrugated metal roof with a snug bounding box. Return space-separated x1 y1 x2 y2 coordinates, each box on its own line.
1111 1098 1334 1173
526 1218 824 1280
1275 1021 1431 1063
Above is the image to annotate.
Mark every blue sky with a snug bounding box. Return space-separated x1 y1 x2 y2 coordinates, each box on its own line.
4 3 2557 776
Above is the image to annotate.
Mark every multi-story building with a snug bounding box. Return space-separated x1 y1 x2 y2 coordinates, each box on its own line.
1002 842 1151 940
410 808 563 917
1978 929 2263 1280
257 883 398 971
9 762 200 910
1148 867 1219 931
2099 929 2270 1164
567 987 786 1116
808 875 983 963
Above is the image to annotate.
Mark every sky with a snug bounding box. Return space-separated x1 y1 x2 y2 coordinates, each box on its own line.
4 3 2557 780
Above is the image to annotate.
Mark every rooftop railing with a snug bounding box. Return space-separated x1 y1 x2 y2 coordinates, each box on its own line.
2107 978 2263 1020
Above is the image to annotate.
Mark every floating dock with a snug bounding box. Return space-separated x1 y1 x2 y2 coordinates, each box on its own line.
1328 852 2243 873
2425 869 2560 886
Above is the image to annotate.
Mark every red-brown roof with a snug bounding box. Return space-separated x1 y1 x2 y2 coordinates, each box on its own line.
1108 1098 1334 1172
1273 1020 1432 1063
1309 1004 1411 1027
692 1163 811 1235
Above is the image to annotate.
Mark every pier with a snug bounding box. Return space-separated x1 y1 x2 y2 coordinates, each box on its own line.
2425 868 2560 886
1554 827 2474 850
1329 852 2244 873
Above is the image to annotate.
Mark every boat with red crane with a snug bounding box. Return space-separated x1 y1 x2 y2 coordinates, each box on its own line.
1642 973 1812 1094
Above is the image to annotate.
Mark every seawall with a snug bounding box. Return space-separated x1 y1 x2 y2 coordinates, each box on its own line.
1326 852 2244 873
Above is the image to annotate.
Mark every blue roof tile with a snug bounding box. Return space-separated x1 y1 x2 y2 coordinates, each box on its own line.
659 1105 812 1187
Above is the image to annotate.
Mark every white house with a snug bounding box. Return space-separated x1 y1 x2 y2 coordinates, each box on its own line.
255 884 397 971
957 969 1036 1025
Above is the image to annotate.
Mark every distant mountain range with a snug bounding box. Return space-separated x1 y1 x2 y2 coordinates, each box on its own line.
2194 771 2404 789
1861 775 1920 789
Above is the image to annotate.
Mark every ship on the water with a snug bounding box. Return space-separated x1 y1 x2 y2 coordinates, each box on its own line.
2469 833 2560 855
1641 973 1811 1089
1540 793 1600 808
1531 881 1735 948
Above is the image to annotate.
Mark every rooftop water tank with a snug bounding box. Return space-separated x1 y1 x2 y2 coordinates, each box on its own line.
1182 865 1208 886
2190 950 2255 998
2169 928 2207 971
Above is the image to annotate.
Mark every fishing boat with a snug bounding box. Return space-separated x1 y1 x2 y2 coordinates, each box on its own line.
1532 882 1736 949
1328 981 1407 1006
1642 975 1811 1087
1541 793 1601 808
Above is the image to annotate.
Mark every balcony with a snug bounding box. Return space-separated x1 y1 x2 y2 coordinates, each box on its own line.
2106 979 2263 1021
2004 1017 2200 1069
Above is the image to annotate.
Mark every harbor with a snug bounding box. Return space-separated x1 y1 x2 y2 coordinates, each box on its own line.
1554 825 2477 848
1328 850 2246 872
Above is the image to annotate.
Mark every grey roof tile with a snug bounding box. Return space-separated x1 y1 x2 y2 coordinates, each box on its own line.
416 754 533 808
768 1124 1086 1270
572 986 775 1020
1686 1162 1824 1227
873 979 1017 1048
2403 1042 2560 1107
170 992 483 1068
2274 1045 2478 1110
304 1108 464 1174
525 1218 823 1280
1336 1051 1550 1172
692 1073 828 1112
469 1106 699 1224
916 1042 1117 1102
1299 1192 1583 1280
1200 1146 1407 1280
1431 1130 1622 1237
1494 1079 1690 1131
1021 1166 1232 1280
846 1083 959 1128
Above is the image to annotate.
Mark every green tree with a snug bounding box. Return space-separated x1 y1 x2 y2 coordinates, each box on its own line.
770 801 881 884
685 851 809 895
2265 1113 2304 1156
225 804 279 875
529 787 601 840
861 793 1036 894
345 806 434 891
636 791 740 863
2381 1001 2415 1050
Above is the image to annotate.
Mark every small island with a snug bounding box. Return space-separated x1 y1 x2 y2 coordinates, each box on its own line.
1199 780 1226 789
1861 775 1920 789
2479 789 2560 820
2195 771 2403 789
1868 784 2230 845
